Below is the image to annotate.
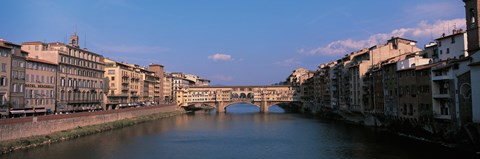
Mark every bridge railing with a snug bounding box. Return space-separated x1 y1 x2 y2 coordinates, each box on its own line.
230 98 254 102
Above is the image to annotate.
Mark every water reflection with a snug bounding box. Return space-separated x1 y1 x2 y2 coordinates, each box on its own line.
225 103 285 113
3 104 477 159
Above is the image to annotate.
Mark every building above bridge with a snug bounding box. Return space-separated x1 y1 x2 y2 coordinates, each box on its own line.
175 85 297 112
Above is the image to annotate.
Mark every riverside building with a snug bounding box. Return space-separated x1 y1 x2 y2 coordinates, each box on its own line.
22 33 106 113
0 40 27 117
25 57 57 115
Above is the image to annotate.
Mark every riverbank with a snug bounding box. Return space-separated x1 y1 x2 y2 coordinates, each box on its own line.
0 109 186 155
302 107 480 156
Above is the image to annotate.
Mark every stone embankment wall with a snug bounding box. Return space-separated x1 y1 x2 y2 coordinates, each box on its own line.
0 105 176 141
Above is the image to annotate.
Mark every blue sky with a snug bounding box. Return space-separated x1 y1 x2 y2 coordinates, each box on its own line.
0 0 466 85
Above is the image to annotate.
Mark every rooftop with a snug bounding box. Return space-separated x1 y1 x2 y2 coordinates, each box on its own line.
26 57 58 65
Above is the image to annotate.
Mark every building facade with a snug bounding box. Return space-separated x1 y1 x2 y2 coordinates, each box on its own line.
149 64 164 102
22 33 106 113
0 40 17 117
105 58 133 109
163 74 173 102
25 57 57 115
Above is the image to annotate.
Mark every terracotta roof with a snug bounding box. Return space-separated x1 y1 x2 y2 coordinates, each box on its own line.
0 40 20 47
0 45 11 49
436 30 465 40
26 57 58 65
415 63 442 70
149 64 164 67
22 41 47 45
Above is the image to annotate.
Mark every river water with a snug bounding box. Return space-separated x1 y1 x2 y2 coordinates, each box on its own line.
4 104 476 159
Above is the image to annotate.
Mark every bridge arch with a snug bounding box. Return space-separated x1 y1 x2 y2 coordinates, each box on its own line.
247 93 254 99
225 102 260 108
222 102 260 113
239 93 247 99
231 93 239 98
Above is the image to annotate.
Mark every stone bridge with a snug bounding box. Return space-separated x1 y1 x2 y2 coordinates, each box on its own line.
175 85 296 112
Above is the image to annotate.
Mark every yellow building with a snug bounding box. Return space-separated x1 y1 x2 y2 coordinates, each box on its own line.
105 59 163 108
104 58 134 109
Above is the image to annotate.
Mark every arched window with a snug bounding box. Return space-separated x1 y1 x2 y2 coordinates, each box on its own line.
61 90 65 101
68 91 72 101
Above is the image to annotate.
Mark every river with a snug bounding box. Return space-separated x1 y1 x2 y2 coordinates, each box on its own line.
3 104 476 159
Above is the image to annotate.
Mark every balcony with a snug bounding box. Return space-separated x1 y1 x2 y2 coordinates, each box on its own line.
121 87 129 91
435 115 451 120
433 93 450 99
432 75 452 81
67 100 101 104
108 93 129 97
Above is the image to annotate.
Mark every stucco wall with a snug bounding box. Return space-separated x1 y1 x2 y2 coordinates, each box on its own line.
0 105 176 141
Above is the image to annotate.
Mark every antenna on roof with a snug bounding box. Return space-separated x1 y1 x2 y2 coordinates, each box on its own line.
430 26 433 41
443 24 446 36
448 22 451 34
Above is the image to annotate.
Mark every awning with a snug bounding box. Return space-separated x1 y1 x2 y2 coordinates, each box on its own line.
35 109 46 113
25 110 35 114
10 110 25 114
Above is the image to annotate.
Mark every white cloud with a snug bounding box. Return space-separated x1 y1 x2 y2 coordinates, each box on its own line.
274 58 301 67
208 53 233 61
211 75 233 81
307 18 466 56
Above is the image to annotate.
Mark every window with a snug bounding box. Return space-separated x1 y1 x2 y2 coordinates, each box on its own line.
111 77 115 81
451 37 455 43
1 49 7 57
0 77 6 86
12 84 17 92
1 63 5 72
408 104 413 116
12 60 18 67
27 90 33 98
471 8 476 25
446 48 450 54
406 86 410 95
108 70 115 74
